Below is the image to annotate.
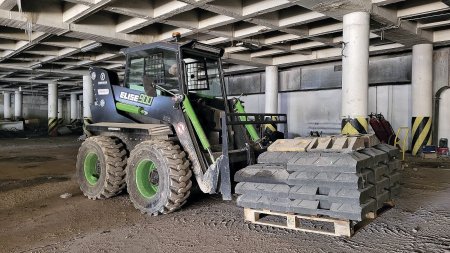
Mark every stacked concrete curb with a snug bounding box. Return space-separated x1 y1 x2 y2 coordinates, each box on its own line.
235 135 401 221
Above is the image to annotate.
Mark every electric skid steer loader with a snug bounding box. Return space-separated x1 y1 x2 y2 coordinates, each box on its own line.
76 39 287 215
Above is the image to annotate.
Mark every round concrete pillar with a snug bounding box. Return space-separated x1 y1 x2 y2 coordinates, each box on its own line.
66 99 71 124
341 12 370 135
58 98 63 125
411 44 433 155
70 93 78 124
82 75 94 119
14 90 23 120
77 96 82 121
48 83 58 136
82 75 94 136
265 66 279 114
3 92 11 120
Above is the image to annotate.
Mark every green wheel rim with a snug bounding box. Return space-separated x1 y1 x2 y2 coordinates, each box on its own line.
84 152 100 185
135 159 159 199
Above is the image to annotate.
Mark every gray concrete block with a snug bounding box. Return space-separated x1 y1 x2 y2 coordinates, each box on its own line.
288 185 318 200
385 172 401 186
317 199 376 221
282 184 375 204
287 171 372 189
359 147 389 164
236 194 260 209
325 185 376 203
236 195 319 215
363 165 388 183
386 159 401 174
318 200 332 209
257 151 299 164
375 190 390 210
235 182 289 198
290 199 320 215
388 183 401 199
234 167 289 184
374 177 390 195
286 152 373 173
374 144 400 159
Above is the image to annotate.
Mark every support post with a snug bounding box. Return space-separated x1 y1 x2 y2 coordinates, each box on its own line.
14 90 23 120
264 65 280 134
70 93 77 124
66 99 71 124
411 44 433 155
341 12 370 135
58 98 63 126
48 83 58 136
78 96 83 121
3 92 11 120
265 65 279 114
83 75 94 136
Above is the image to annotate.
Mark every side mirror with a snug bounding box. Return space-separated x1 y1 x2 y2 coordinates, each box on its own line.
143 75 157 97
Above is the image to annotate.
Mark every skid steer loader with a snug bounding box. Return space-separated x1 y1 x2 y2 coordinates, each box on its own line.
76 38 287 215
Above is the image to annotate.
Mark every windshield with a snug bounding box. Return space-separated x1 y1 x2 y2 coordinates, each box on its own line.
125 48 179 94
182 53 223 98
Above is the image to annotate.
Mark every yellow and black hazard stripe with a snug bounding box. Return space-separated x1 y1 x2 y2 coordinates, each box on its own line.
411 116 432 155
341 117 368 135
70 119 78 125
58 118 64 126
48 117 58 136
83 117 93 137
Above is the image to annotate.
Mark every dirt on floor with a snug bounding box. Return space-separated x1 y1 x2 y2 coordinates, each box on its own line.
0 136 449 253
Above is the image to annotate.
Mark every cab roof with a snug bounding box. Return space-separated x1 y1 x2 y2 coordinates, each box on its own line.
121 40 224 58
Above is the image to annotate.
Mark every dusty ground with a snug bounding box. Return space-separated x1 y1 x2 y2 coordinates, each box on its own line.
0 136 449 253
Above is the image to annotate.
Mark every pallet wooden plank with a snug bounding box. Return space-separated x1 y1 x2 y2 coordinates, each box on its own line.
243 208 352 237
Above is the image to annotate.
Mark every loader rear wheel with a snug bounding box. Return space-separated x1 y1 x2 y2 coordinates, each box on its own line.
126 140 192 215
76 136 128 199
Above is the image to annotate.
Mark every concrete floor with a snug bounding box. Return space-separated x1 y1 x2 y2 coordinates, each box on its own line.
0 137 449 253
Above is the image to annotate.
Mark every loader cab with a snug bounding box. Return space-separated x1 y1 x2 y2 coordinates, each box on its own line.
123 41 226 101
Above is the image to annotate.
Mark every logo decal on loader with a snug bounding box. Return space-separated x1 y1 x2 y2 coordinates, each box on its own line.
119 91 153 106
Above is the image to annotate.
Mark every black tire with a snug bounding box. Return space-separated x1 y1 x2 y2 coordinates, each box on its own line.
126 140 192 215
76 136 127 199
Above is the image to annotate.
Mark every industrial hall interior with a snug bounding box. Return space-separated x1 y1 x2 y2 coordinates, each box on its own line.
0 0 449 252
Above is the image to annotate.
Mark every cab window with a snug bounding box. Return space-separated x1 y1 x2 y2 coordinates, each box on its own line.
125 49 179 94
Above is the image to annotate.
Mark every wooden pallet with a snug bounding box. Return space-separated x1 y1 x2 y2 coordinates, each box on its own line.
244 208 353 237
243 201 395 237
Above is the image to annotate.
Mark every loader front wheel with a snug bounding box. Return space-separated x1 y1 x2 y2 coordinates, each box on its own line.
126 140 192 215
76 136 128 199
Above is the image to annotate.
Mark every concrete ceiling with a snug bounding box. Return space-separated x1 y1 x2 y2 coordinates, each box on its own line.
0 0 449 94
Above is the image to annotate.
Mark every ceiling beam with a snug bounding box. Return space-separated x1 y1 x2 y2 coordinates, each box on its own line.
0 0 16 10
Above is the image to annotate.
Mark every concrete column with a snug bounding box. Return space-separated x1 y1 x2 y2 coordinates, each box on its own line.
411 44 433 155
78 96 83 120
3 92 11 120
14 90 23 120
66 99 71 124
265 66 279 114
438 89 450 145
48 82 58 136
70 93 77 124
341 12 370 135
83 75 94 136
83 75 94 119
57 98 63 125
